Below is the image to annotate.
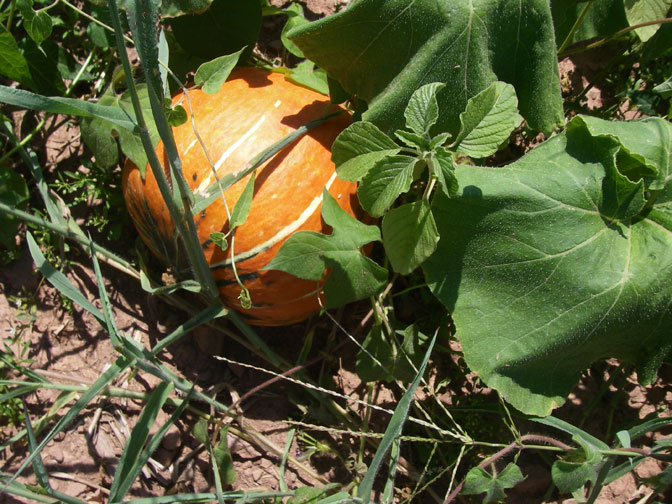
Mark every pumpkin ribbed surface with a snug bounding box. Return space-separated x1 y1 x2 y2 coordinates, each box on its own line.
122 67 358 326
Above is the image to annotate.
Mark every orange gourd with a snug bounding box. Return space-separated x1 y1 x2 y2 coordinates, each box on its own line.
122 67 359 326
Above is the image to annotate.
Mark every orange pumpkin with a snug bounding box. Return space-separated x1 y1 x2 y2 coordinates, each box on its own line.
122 67 360 326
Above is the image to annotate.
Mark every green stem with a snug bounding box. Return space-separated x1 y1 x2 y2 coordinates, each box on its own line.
60 0 134 45
37 0 60 13
0 46 93 165
0 118 46 166
107 0 219 302
0 202 138 277
5 0 16 30
557 0 594 55
559 17 672 58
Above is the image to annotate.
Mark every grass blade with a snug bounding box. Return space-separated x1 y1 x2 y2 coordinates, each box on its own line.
0 473 89 504
88 235 122 347
22 401 52 492
124 491 293 503
381 438 400 503
108 382 175 502
1 355 134 490
0 85 137 130
26 232 104 324
108 0 219 302
110 387 193 503
357 330 437 503
151 303 227 356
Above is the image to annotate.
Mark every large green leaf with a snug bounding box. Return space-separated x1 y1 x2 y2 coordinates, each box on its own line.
423 115 672 416
288 0 563 136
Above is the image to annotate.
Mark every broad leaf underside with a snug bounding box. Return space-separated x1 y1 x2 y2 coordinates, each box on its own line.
424 116 672 416
289 0 563 136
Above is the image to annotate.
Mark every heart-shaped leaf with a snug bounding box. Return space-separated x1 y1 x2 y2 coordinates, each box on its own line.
462 463 524 502
424 115 672 416
194 48 245 94
331 121 400 182
451 81 522 158
288 0 563 135
80 84 159 170
382 200 439 275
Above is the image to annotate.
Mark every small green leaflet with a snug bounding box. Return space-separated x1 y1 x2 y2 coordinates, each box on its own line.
0 167 29 249
286 60 329 95
653 77 672 99
210 232 228 252
194 47 245 94
624 0 672 42
265 189 387 309
287 484 345 504
451 81 522 158
192 419 236 487
229 172 255 230
23 9 53 46
551 439 602 493
461 463 524 502
404 82 445 136
430 147 459 197
331 121 400 182
280 2 309 58
358 155 417 217
382 200 439 275
212 427 236 486
423 114 672 416
534 416 609 493
164 98 187 126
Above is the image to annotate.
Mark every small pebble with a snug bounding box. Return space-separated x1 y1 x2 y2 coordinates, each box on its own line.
251 468 264 482
48 449 64 464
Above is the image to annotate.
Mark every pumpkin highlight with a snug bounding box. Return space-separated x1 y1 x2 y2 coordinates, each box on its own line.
122 67 359 326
